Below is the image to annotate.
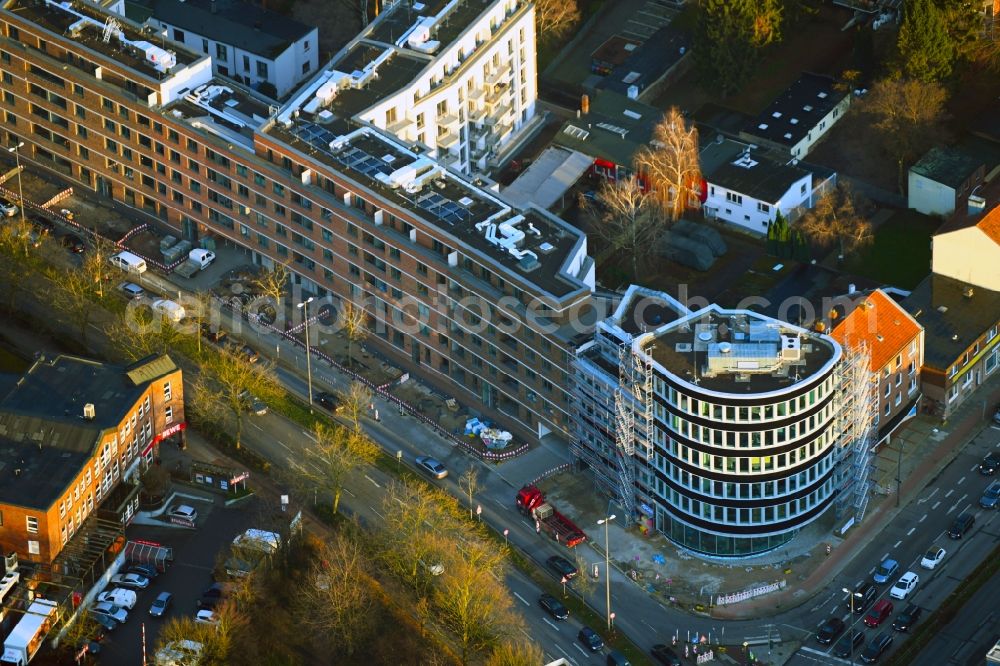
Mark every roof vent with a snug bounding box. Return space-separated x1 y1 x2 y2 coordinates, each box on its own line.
936 305 948 313
952 334 959 341
969 194 986 214
718 342 732 354
963 287 974 299
83 403 95 420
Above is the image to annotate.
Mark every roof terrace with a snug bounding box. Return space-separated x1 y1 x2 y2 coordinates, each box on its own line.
644 307 838 395
6 0 199 79
165 79 274 149
268 124 587 298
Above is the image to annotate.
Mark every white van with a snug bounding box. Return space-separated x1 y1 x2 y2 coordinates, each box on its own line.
109 250 148 274
188 248 216 269
151 299 186 322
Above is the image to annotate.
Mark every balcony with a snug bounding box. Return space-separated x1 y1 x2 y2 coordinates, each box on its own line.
386 116 414 135
439 112 461 129
486 63 512 87
437 130 460 150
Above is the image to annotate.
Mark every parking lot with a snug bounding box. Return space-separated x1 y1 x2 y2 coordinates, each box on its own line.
95 491 263 664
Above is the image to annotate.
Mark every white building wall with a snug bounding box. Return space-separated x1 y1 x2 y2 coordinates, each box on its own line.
141 19 318 98
358 0 537 175
790 95 851 158
908 172 956 216
704 173 812 235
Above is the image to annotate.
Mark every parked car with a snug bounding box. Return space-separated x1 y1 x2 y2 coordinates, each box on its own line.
200 324 227 344
889 571 919 600
980 481 1000 509
860 632 893 663
60 232 86 253
239 389 267 416
577 626 605 652
891 603 922 632
650 644 682 666
538 593 568 621
110 573 150 590
198 583 228 609
167 504 198 524
91 601 128 624
847 582 876 613
816 617 845 645
920 546 946 569
29 214 55 234
546 555 578 580
195 609 218 625
979 452 1000 475
120 282 145 299
234 344 259 363
314 391 343 413
948 512 975 539
873 558 899 584
126 563 158 580
98 588 137 610
0 200 18 217
833 630 866 658
864 599 894 628
415 455 448 479
90 613 117 633
149 591 173 618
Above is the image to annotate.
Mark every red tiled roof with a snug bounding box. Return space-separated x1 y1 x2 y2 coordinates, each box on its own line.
829 290 922 372
978 205 1000 245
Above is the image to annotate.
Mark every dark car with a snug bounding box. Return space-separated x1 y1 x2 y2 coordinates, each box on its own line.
650 644 682 666
979 453 1000 475
860 632 893 663
578 626 605 652
90 613 117 633
948 512 976 539
546 555 578 580
29 214 55 233
833 629 866 658
198 583 227 609
234 344 259 363
200 324 227 344
538 593 568 621
980 481 1000 509
149 591 173 618
891 603 922 632
816 617 845 645
126 563 158 580
60 233 86 253
847 582 877 613
315 391 343 413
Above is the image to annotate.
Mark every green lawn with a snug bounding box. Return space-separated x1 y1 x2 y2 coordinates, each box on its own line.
843 210 941 290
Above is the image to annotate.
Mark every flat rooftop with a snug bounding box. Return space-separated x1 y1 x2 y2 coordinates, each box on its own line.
268 125 587 298
165 80 274 146
6 0 199 79
611 285 689 336
365 0 486 52
645 308 837 395
323 43 428 119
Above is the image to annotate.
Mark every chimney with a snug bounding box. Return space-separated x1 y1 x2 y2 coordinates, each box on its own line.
83 403 95 420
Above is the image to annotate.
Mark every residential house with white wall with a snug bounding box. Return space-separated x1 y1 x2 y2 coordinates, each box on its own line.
908 146 984 216
739 73 850 159
124 0 318 98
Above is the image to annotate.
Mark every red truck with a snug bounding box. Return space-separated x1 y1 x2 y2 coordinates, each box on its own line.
516 485 587 547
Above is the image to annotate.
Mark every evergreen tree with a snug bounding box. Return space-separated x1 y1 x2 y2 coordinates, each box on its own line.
694 0 783 96
896 0 955 81
940 0 984 60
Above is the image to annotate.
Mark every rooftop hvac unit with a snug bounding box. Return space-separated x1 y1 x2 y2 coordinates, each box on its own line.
83 403 95 420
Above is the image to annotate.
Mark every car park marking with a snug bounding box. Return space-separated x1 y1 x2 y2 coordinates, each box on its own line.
906 527 915 536
919 514 927 523
947 503 958 514
364 474 381 488
945 489 955 498
932 501 941 510
958 476 966 485
513 592 530 606
959 493 968 504
543 617 561 632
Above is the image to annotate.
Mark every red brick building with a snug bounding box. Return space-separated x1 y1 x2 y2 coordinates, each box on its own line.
0 354 183 564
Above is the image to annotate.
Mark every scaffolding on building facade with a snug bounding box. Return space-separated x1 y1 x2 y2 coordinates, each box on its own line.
569 346 620 501
835 342 878 522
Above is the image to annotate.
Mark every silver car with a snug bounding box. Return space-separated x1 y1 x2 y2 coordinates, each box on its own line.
415 455 448 479
91 601 128 624
0 201 18 217
149 591 173 618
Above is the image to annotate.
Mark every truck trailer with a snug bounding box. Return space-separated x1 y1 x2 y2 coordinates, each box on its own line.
515 485 587 547
1 598 58 666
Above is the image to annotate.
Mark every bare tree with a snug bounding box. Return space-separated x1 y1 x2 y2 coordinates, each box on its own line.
103 305 189 361
48 244 116 347
484 640 546 666
379 480 460 589
0 218 46 307
156 602 244 664
458 467 479 520
634 107 702 220
340 299 369 369
340 380 373 433
203 348 281 449
581 176 662 281
860 78 949 193
796 183 873 261
294 536 375 656
534 0 581 43
288 422 379 516
251 262 289 327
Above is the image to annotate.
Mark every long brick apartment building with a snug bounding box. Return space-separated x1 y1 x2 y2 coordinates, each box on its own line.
0 354 183 564
0 0 594 442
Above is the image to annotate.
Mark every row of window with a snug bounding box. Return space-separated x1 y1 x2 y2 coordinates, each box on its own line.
659 428 834 476
654 477 834 527
657 374 836 423
660 403 835 450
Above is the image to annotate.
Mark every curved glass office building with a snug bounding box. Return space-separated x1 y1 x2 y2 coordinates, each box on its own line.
574 287 847 558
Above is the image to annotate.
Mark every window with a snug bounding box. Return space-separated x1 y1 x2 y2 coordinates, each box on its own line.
163 381 172 401
216 43 228 61
757 202 770 214
257 60 268 78
800 183 807 195
173 28 185 42
165 406 173 423
26 516 38 533
242 55 250 71
725 192 742 205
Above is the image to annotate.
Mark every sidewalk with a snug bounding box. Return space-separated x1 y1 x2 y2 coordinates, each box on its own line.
713 374 1000 620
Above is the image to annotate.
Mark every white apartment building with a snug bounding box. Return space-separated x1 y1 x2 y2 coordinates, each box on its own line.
122 0 318 98
279 0 538 176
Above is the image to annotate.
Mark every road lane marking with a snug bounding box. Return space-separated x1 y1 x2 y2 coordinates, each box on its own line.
959 494 968 504
947 503 958 514
493 497 506 508
880 552 889 562
275 440 293 452
371 507 384 519
894 540 902 548
513 592 530 606
958 476 966 485
945 489 955 498
555 645 577 665
906 527 915 536
830 605 838 614
932 501 941 510
642 620 656 631
972 464 981 472
919 514 927 523
574 644 590 658
342 487 356 498
364 474 381 488
250 422 263 431
928 488 940 500
543 617 561 632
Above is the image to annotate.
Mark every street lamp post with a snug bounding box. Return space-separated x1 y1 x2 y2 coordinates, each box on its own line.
7 141 26 226
296 296 315 411
597 513 617 634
